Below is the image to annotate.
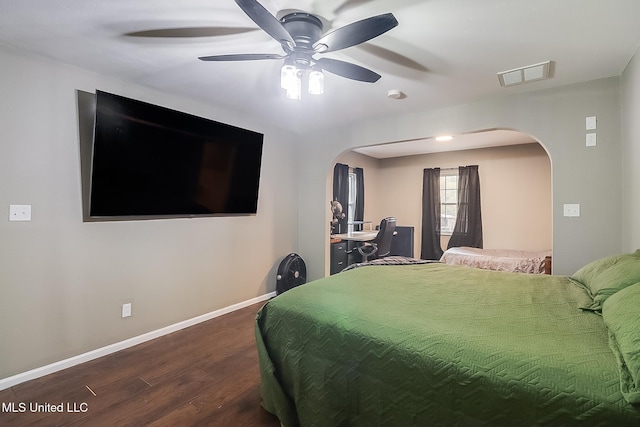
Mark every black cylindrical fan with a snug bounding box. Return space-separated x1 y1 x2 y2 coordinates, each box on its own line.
276 253 307 295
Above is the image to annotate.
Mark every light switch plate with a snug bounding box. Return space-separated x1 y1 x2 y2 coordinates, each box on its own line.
586 116 597 130
563 204 580 217
586 133 597 147
122 303 132 318
9 204 31 221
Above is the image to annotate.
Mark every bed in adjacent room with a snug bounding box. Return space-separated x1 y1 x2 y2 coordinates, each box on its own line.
255 251 640 426
440 246 552 274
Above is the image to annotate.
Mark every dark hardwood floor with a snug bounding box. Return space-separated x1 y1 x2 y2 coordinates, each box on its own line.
0 302 281 426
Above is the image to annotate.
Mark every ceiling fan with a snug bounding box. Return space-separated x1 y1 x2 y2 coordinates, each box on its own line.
198 0 398 99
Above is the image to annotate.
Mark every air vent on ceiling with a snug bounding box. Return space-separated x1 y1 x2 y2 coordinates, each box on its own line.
497 61 552 87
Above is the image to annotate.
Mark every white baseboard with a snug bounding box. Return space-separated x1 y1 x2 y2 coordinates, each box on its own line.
0 292 276 391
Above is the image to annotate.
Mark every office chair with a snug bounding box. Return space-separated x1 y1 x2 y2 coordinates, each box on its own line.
356 217 397 262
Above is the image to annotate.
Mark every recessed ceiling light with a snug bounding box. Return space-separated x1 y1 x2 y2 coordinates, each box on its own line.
497 61 552 87
435 135 454 142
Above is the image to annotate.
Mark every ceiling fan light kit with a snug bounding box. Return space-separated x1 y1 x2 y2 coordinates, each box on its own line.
280 52 325 99
280 61 301 99
307 68 325 95
199 0 398 100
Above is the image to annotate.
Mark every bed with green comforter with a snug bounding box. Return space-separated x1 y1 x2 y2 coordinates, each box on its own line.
256 254 640 426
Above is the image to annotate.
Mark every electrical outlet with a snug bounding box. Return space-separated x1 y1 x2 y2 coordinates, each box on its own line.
122 303 132 318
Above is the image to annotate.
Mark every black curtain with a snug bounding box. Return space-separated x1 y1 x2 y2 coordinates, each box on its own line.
354 167 365 231
420 168 444 260
333 163 349 234
448 165 483 249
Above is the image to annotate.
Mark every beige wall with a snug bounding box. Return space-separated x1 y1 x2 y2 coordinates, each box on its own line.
2 43 636 385
298 77 623 279
0 47 299 380
335 143 551 258
622 46 640 252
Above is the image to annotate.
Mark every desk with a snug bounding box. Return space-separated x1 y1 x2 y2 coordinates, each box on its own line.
330 232 378 274
330 227 415 274
332 231 378 242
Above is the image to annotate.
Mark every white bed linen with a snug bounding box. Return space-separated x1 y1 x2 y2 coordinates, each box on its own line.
440 246 551 274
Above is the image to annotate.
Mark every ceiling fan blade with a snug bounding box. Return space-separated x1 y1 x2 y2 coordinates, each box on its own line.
333 0 376 15
235 0 296 48
310 0 349 19
125 27 257 38
313 13 398 53
199 53 285 61
317 57 381 82
311 0 374 18
357 43 429 72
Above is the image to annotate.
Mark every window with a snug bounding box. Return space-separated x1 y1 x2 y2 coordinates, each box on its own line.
440 173 458 235
347 171 357 226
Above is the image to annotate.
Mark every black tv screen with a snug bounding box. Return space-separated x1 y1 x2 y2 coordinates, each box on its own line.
89 90 263 219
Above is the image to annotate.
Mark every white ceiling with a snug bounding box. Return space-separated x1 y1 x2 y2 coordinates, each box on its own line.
354 129 538 159
1 0 639 138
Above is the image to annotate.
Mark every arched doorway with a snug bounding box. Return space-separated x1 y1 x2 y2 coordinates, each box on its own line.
328 129 552 273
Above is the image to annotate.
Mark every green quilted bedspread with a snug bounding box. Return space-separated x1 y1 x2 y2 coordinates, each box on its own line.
255 263 640 426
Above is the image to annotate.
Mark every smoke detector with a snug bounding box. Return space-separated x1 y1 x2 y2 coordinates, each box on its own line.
387 89 406 99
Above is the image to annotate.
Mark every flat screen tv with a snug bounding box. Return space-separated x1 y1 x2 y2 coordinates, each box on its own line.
88 90 263 219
